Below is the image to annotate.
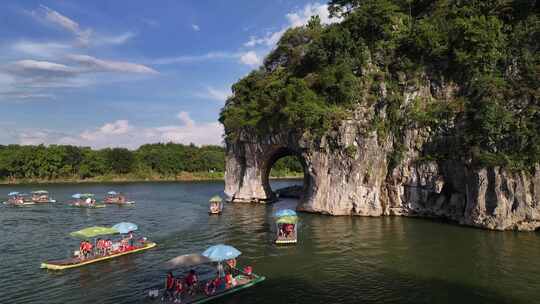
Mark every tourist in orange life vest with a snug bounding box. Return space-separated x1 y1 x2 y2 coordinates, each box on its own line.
105 239 112 255
174 277 184 303
163 272 175 301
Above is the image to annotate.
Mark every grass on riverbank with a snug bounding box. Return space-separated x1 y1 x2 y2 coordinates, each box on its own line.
0 171 304 185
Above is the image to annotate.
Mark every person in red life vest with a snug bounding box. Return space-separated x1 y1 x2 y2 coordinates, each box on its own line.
97 238 104 256
243 266 253 278
78 241 85 260
127 231 134 248
163 272 175 301
85 241 93 258
174 277 184 303
120 238 129 252
226 258 237 269
205 272 221 296
185 269 198 295
224 273 236 289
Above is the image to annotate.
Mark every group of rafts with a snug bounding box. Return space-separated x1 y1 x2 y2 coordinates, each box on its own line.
2 190 133 207
36 195 297 303
3 190 56 206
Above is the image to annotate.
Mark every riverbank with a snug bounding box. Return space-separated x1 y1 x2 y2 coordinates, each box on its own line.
0 171 303 185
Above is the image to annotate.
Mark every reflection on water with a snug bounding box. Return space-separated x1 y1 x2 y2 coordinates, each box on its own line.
0 181 539 304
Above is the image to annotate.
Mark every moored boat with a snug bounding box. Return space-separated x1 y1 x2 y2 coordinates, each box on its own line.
41 223 155 270
103 191 135 205
145 244 265 304
31 190 56 203
3 192 35 206
69 193 105 208
274 209 299 244
208 196 223 215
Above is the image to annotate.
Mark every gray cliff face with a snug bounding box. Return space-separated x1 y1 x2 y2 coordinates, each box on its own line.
224 80 540 231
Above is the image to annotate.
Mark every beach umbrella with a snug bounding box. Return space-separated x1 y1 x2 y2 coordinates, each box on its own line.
70 226 119 238
202 244 242 262
108 191 118 195
81 193 94 197
274 209 297 218
8 191 19 196
276 215 299 224
209 195 222 202
72 193 81 199
112 222 138 234
32 190 48 194
165 254 212 269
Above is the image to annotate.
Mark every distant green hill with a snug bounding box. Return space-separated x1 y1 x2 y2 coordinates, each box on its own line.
0 143 303 182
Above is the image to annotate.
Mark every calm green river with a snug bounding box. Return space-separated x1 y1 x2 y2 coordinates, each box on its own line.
0 180 539 304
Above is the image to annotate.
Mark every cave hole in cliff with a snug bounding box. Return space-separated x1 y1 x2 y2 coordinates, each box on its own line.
262 147 309 202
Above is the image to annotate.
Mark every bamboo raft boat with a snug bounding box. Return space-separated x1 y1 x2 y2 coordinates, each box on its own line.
41 242 156 270
148 273 265 304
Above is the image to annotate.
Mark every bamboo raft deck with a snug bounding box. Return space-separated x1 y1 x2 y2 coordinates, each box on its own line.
149 274 265 304
41 242 156 270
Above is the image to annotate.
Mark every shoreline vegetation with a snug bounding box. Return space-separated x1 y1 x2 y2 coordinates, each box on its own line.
0 143 304 185
0 172 303 185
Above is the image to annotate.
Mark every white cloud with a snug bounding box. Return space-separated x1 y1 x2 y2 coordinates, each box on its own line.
240 51 262 66
9 59 77 77
177 111 195 127
195 87 231 102
40 5 92 46
99 120 131 135
12 41 72 58
192 24 200 31
244 3 341 48
32 6 134 47
95 32 136 45
151 51 240 65
141 18 159 27
21 115 223 149
68 54 158 74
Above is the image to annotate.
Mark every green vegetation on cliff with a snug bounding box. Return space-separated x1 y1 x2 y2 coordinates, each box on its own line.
220 0 539 170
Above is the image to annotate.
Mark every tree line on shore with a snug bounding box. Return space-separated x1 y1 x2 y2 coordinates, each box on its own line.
0 143 302 181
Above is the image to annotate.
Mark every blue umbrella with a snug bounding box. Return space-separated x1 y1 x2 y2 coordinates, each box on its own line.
8 191 19 196
202 244 241 262
112 222 138 234
108 191 118 195
274 209 297 218
72 193 81 199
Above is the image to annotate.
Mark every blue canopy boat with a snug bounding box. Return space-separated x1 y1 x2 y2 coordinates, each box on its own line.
145 244 265 303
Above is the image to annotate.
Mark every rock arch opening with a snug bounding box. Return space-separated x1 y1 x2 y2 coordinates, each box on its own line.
261 147 309 203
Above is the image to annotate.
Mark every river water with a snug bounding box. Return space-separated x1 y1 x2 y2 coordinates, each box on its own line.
0 180 539 304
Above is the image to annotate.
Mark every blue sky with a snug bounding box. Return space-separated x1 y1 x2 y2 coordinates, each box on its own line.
0 1 339 148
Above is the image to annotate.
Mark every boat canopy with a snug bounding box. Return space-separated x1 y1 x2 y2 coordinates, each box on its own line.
112 222 138 234
209 195 223 203
274 209 297 218
70 226 119 238
107 191 118 195
166 254 212 269
32 190 49 194
202 244 242 262
276 216 299 224
8 191 19 196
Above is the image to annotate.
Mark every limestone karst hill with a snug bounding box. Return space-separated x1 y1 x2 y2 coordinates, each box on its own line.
220 0 540 230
